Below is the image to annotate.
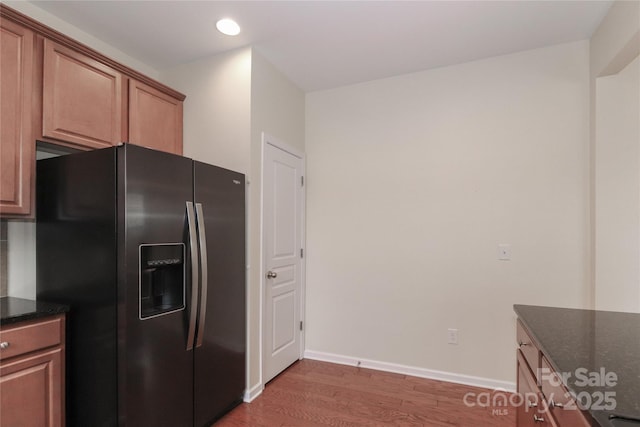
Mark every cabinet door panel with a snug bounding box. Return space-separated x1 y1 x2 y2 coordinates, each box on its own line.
517 351 557 427
43 39 122 149
0 19 34 216
517 320 540 381
540 356 591 427
0 348 63 427
128 79 183 155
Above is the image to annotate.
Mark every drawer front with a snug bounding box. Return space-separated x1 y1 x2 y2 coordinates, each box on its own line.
540 356 591 427
0 316 62 360
517 320 540 379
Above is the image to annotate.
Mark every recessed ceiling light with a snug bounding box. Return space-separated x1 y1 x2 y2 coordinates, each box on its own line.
216 18 240 36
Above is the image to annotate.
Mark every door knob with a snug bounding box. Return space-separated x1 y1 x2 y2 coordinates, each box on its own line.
266 271 277 279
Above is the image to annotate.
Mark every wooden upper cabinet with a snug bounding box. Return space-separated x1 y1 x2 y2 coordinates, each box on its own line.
0 19 34 217
42 39 123 149
0 5 185 217
128 79 183 155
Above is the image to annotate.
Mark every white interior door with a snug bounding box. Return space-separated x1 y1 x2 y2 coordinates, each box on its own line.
263 137 304 384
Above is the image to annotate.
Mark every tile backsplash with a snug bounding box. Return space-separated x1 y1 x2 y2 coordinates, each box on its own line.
1 220 7 297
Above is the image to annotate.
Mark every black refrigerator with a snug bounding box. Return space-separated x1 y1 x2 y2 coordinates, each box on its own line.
36 144 246 427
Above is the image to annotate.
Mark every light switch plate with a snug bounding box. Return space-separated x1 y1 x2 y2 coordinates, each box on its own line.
447 328 459 345
498 244 511 261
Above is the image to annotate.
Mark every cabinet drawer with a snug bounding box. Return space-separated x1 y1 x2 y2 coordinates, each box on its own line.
540 356 591 427
0 316 62 360
517 320 540 379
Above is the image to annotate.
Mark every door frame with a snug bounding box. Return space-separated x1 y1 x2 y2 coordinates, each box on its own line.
260 132 306 387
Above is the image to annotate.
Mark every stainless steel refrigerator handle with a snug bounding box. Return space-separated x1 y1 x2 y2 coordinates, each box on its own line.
195 203 208 348
186 201 199 351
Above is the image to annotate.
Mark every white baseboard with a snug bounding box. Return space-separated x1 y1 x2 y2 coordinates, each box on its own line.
303 350 516 393
243 382 264 403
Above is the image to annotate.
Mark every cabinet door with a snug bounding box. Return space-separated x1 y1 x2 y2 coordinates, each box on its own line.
128 79 183 155
43 39 122 149
540 356 592 427
517 352 557 427
0 348 63 427
0 19 34 217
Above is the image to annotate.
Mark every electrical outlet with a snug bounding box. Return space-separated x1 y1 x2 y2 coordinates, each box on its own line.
447 328 459 345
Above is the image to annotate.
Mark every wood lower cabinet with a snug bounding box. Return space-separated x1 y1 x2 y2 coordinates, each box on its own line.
0 18 35 217
516 320 592 427
42 39 123 149
1 348 63 427
540 356 591 427
128 79 183 155
0 315 65 427
517 351 557 427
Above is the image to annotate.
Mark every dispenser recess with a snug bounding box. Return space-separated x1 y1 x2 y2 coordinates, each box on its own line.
139 243 185 319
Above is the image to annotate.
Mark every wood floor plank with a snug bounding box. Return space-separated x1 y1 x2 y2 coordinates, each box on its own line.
333 387 405 408
268 375 339 399
344 398 451 427
213 359 516 427
286 370 449 405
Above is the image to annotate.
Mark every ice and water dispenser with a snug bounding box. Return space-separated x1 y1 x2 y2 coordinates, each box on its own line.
139 244 186 319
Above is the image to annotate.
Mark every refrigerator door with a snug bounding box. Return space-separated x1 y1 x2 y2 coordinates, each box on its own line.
121 145 195 427
193 161 246 427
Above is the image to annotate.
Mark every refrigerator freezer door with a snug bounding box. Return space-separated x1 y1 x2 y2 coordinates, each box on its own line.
122 145 195 427
193 162 246 427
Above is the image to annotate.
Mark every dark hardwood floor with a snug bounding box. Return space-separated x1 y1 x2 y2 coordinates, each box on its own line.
214 359 516 426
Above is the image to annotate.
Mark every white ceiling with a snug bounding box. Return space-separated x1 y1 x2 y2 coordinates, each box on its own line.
30 0 612 92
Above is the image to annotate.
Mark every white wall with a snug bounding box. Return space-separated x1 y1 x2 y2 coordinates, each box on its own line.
590 1 640 312
594 56 640 312
305 41 590 384
161 48 252 174
249 50 305 392
250 51 305 154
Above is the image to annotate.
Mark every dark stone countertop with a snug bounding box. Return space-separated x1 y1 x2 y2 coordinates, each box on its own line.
514 304 640 427
0 296 69 326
